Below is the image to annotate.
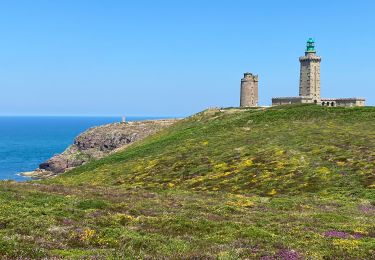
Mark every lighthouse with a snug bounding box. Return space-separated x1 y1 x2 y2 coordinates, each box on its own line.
299 38 322 102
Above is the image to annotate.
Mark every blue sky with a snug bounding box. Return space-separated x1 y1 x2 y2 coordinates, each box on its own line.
0 0 374 116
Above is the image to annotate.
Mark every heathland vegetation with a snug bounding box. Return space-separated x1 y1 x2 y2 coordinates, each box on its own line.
0 105 374 258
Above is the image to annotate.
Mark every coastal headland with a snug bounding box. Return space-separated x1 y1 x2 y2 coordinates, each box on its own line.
22 119 179 178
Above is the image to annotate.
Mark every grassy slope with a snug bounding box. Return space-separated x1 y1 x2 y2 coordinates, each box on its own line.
0 105 374 259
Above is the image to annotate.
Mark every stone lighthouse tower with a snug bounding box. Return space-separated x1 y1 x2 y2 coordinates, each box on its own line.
299 38 321 102
240 72 258 107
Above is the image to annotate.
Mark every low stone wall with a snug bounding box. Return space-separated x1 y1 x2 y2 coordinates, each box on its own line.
321 98 366 107
272 96 313 106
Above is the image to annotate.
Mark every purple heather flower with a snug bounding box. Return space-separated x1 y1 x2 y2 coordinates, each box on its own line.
261 249 301 260
324 230 351 239
352 233 364 239
277 249 301 260
358 204 375 214
324 230 365 239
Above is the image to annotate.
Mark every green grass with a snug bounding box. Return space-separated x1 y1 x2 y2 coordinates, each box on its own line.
48 105 375 197
0 104 374 258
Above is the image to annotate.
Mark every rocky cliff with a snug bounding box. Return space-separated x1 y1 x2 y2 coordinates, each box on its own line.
22 119 178 178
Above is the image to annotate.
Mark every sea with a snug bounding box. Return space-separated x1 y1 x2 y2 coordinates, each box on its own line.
0 116 160 181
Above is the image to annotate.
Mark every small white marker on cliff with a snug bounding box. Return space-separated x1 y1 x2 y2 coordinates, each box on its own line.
121 116 126 123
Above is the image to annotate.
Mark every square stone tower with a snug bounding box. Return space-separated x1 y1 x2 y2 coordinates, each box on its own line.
299 38 321 102
240 72 258 107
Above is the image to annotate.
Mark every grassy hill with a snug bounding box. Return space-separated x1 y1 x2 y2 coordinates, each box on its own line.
0 105 374 258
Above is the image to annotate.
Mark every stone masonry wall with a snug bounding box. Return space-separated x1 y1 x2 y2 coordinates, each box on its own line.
240 73 258 107
299 53 321 101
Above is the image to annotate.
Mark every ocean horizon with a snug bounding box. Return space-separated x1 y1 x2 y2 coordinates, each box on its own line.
0 116 167 181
